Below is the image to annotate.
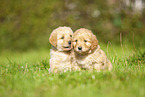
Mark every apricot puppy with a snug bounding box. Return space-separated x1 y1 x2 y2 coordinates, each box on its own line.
49 26 73 73
72 28 112 71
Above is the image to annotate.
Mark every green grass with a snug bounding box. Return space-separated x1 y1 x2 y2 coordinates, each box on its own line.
0 44 145 97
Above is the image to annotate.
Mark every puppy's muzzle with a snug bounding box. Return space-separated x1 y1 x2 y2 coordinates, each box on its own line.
78 47 82 50
63 41 72 51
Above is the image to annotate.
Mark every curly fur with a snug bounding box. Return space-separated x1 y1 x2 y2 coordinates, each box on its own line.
72 28 112 71
49 26 73 73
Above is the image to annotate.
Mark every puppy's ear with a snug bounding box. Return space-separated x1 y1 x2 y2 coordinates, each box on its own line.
49 32 57 47
91 35 98 51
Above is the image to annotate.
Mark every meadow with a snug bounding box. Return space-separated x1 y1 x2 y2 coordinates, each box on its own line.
0 0 145 97
0 43 145 97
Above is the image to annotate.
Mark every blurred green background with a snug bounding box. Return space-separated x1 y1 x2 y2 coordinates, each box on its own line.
0 0 145 52
0 1 145 97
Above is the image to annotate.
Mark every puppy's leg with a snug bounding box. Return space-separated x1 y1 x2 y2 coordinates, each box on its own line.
71 51 81 71
93 59 112 71
93 63 102 72
50 60 59 73
71 61 81 71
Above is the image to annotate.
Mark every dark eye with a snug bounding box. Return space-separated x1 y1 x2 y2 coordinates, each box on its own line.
75 40 77 42
84 40 87 42
61 37 64 39
70 35 72 37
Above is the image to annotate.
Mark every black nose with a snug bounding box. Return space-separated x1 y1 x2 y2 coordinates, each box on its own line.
68 41 71 45
78 47 82 50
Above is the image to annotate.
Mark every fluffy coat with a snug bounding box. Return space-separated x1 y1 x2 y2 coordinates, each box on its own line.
72 28 112 71
49 26 73 73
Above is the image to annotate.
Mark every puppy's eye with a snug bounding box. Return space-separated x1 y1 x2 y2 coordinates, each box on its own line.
70 35 72 37
84 40 87 42
75 40 77 42
61 37 64 39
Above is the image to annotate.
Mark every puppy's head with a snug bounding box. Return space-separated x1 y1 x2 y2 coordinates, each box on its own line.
73 28 98 54
49 26 73 51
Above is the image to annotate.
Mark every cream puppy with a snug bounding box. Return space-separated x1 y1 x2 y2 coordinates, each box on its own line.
72 28 112 71
49 26 73 73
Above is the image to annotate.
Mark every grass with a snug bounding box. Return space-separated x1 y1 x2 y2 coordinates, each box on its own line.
0 43 145 97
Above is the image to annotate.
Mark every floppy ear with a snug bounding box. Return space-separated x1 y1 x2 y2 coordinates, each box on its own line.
91 35 98 50
49 32 57 47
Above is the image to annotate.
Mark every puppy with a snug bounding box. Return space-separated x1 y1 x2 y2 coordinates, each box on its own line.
49 26 73 73
72 28 112 71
